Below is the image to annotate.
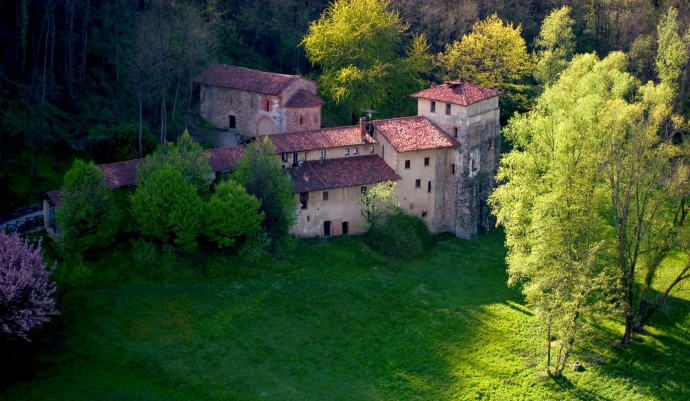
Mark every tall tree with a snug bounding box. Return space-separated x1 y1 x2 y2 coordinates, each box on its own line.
533 6 575 87
231 138 297 244
55 159 121 254
205 180 264 249
0 232 58 341
437 14 535 118
302 0 419 120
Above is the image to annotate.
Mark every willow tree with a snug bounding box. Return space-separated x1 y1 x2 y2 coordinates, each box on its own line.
491 51 689 372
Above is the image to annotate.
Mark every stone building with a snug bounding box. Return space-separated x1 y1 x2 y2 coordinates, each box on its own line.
194 64 323 137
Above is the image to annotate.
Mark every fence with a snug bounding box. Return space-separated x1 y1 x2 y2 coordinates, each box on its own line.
3 215 45 234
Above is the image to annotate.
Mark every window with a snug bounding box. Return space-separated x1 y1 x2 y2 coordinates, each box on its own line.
427 181 432 193
488 139 492 149
424 157 430 166
445 103 451 115
430 101 436 113
320 149 326 159
453 127 458 138
472 158 477 171
292 153 298 166
281 153 288 162
361 186 367 195
369 146 374 153
229 115 236 129
299 116 303 125
415 179 421 188
404 160 410 169
300 192 308 209
323 191 329 201
263 98 270 111
345 149 350 156
353 147 358 155
451 163 455 175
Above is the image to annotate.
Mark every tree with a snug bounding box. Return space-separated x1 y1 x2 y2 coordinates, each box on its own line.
130 163 204 252
655 7 690 115
533 6 575 86
231 138 297 244
205 180 265 249
360 180 399 233
491 50 689 357
302 0 420 120
0 232 58 341
55 159 121 254
437 14 535 118
136 129 213 192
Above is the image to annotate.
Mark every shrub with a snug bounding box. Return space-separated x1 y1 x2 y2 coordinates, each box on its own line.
367 211 432 259
205 180 264 249
0 232 58 341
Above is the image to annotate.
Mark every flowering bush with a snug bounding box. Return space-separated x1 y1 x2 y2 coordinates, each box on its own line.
0 232 58 341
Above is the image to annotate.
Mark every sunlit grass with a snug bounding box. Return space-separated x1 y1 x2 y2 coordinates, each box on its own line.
4 231 690 400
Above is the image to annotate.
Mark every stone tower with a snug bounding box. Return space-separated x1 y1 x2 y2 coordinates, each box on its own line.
411 81 501 239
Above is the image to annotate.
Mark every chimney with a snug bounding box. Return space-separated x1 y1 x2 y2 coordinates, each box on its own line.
359 117 367 142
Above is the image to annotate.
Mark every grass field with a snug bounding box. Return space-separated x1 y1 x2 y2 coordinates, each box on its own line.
4 230 690 400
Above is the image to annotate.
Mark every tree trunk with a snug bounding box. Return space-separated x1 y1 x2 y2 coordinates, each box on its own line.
545 311 552 374
138 94 143 158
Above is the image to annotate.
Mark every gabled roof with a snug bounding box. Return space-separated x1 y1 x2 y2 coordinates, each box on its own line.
193 64 310 95
373 116 459 153
206 146 244 173
289 155 400 193
411 81 500 106
98 159 145 188
285 90 323 108
262 126 376 154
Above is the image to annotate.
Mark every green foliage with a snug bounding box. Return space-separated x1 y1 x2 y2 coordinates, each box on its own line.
437 14 535 117
136 130 213 192
110 121 156 161
368 211 432 259
533 6 575 86
302 0 427 119
656 8 688 91
360 180 399 233
205 180 264 249
231 138 297 244
130 238 177 277
130 164 204 252
55 159 121 255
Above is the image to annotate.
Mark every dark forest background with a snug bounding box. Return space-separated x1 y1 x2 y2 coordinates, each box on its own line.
1 0 687 213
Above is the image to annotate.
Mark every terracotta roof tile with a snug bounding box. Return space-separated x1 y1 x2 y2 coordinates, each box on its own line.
373 116 459 153
289 155 400 193
285 90 323 108
261 126 376 154
193 64 307 95
411 81 500 106
98 159 145 188
205 146 244 173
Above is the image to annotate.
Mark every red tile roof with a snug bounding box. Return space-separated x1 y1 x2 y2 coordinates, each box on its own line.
98 158 144 188
285 90 323 108
206 146 244 173
373 116 459 153
261 126 376 154
411 81 500 106
193 64 311 95
289 155 400 193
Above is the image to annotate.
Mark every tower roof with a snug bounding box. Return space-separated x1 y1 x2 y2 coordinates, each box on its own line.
411 81 500 106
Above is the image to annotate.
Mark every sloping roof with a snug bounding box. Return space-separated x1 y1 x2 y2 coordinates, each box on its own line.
262 126 376 154
373 116 459 153
193 64 308 95
98 159 145 188
285 90 323 108
411 81 500 106
289 155 400 193
206 146 244 173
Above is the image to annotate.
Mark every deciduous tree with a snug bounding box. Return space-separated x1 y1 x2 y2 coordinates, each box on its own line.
205 180 264 249
0 232 58 341
533 6 575 86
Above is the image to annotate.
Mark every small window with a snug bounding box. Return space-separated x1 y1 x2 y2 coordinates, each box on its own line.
345 149 350 156
451 163 455 175
430 101 436 113
405 160 410 169
424 157 430 166
281 153 288 162
488 139 492 149
361 186 367 195
229 115 236 129
299 116 303 125
323 191 329 201
415 179 421 188
300 192 308 209
369 146 374 153
263 99 270 111
472 158 478 171
445 103 451 115
454 127 458 138
320 149 326 159
427 181 432 193
353 147 358 155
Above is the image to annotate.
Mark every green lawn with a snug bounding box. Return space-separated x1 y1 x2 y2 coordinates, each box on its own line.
5 231 690 400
